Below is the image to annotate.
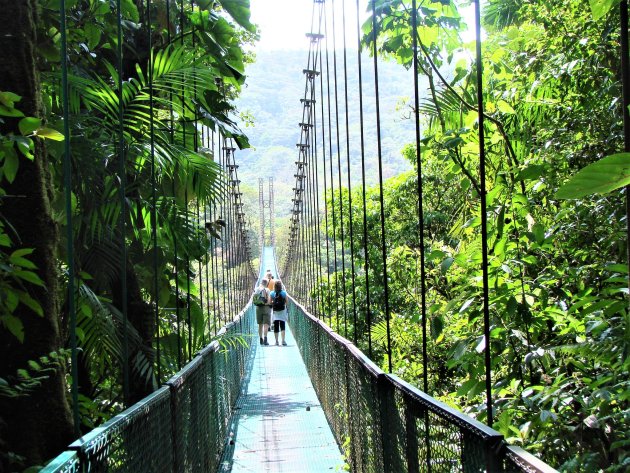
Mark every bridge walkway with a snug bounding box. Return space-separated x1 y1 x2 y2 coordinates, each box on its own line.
218 326 344 472
218 246 344 472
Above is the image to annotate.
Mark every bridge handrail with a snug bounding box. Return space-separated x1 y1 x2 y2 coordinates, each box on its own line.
288 295 558 473
42 304 256 473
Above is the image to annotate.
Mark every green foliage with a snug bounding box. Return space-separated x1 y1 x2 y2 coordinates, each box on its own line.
0 350 70 398
0 93 62 342
556 153 630 198
314 0 630 471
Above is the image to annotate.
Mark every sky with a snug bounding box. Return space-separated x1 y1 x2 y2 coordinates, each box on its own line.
247 0 478 52
249 0 370 51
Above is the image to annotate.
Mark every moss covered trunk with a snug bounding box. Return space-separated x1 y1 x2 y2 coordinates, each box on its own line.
0 0 74 469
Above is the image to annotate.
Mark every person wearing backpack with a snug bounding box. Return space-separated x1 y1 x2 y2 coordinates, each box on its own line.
270 280 288 346
253 278 272 345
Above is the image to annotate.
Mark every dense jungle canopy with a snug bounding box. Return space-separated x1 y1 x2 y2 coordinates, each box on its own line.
0 0 628 472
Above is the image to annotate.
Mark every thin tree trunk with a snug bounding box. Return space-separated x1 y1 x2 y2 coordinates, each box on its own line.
0 0 74 469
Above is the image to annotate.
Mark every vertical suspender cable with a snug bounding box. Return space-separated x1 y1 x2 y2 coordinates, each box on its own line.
116 0 131 403
147 0 161 384
411 0 428 394
620 1 630 291
324 7 340 332
331 0 349 337
191 0 204 345
203 129 212 336
59 0 80 435
219 132 228 325
473 0 493 426
312 56 324 320
180 0 192 361
319 44 333 326
228 146 235 321
211 130 219 333
412 1 433 467
167 0 182 370
341 0 358 345
369 0 392 373
310 9 324 320
356 0 372 357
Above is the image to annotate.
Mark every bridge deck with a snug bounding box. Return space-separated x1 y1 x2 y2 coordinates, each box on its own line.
218 325 344 472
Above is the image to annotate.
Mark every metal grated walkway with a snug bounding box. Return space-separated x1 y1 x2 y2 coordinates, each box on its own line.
218 324 345 472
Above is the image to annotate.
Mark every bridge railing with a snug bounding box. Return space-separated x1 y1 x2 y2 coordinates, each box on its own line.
288 297 557 473
42 304 256 473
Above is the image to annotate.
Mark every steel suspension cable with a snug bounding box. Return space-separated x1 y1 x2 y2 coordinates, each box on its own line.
369 0 393 373
218 130 228 325
323 8 340 332
355 0 372 357
473 0 493 426
312 68 324 321
191 0 206 344
310 5 325 320
179 0 193 361
147 0 162 384
116 0 131 403
620 1 630 293
59 0 80 435
331 0 349 337
202 128 212 336
318 40 333 326
340 0 358 345
165 0 182 370
411 0 428 394
210 129 219 334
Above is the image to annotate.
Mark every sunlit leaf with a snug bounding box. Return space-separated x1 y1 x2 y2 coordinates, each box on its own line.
555 153 630 199
589 0 621 21
18 117 41 136
35 127 65 141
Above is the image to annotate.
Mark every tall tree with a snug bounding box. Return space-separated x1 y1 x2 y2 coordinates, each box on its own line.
0 0 74 469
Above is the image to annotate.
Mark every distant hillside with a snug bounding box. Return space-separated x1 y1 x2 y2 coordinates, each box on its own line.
234 48 419 223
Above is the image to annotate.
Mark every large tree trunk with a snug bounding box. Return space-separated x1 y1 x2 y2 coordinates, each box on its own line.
0 0 75 469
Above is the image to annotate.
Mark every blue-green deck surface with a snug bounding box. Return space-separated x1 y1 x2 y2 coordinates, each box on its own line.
219 247 345 472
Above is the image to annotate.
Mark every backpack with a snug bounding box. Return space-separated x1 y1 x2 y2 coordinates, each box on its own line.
253 288 268 306
272 292 286 311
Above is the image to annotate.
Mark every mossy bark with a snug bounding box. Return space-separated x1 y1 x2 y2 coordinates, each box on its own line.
0 0 75 469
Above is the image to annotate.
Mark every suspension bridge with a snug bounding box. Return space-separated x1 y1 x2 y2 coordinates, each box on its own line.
8 0 623 471
38 0 558 461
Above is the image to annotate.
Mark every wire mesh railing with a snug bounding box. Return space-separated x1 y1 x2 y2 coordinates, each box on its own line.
288 296 558 473
41 304 256 473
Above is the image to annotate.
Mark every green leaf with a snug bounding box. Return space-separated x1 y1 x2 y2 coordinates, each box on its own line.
121 0 139 22
0 91 21 108
9 253 37 269
0 104 24 117
18 117 41 136
3 148 19 183
10 248 34 258
217 0 255 32
17 291 43 317
496 100 515 114
1 315 24 342
6 291 18 312
15 136 34 159
13 270 45 287
555 153 630 199
589 0 621 21
430 316 444 340
440 256 454 274
35 127 65 141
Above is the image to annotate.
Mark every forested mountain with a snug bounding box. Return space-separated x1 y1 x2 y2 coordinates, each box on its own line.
235 49 418 219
